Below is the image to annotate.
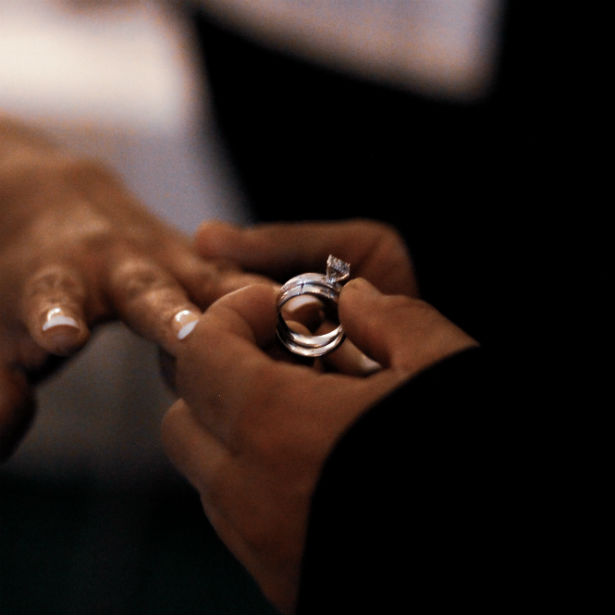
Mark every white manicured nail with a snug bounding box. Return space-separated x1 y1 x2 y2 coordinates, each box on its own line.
173 309 200 340
42 307 80 331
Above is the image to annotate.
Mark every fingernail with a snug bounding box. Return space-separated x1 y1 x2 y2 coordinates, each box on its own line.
42 307 80 332
357 353 382 374
173 309 200 340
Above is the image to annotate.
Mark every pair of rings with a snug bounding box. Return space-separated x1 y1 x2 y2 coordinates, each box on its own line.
276 255 351 358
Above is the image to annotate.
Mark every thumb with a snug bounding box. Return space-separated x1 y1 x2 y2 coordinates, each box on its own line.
339 278 477 376
0 366 36 461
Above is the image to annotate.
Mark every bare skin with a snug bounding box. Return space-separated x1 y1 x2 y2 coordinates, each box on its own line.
0 116 264 459
162 222 477 613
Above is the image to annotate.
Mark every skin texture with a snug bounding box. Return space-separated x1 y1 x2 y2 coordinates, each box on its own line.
0 124 476 611
193 218 419 297
0 116 265 460
162 221 477 613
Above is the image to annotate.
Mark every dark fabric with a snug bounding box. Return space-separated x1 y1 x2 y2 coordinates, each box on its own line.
296 348 542 612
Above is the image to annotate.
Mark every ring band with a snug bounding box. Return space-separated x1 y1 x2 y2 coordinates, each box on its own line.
276 255 351 358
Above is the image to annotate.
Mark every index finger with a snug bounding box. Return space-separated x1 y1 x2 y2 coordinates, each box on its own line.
194 220 417 295
105 251 204 357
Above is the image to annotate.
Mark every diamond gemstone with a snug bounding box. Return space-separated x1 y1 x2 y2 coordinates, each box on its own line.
326 255 351 284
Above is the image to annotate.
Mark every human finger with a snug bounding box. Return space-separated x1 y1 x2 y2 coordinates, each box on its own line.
21 263 90 356
0 366 35 461
339 278 478 376
175 284 297 440
194 219 417 295
167 247 274 309
105 253 203 356
161 396 300 612
322 336 382 376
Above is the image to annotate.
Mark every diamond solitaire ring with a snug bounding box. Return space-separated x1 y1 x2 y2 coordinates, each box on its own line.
276 255 351 358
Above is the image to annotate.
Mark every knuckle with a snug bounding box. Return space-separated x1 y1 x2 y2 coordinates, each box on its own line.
349 218 411 263
354 220 416 294
366 222 411 267
71 221 116 255
110 259 175 303
24 265 84 302
376 226 410 262
182 263 220 303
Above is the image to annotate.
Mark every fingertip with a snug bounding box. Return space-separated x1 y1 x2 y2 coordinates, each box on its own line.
147 304 203 359
190 283 280 350
41 308 80 331
38 306 90 356
172 308 201 341
338 278 381 325
194 220 242 259
324 338 382 376
22 266 91 356
341 279 478 376
338 277 400 368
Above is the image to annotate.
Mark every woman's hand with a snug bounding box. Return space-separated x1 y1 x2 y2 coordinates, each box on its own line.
0 117 263 459
162 277 476 613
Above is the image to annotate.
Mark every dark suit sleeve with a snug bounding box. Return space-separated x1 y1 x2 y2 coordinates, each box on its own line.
296 347 545 613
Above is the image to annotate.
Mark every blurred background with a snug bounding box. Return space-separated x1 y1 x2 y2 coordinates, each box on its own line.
0 2 270 613
1 1 508 613
0 0 252 486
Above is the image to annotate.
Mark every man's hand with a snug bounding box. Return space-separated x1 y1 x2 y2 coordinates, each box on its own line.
192 218 422 374
193 218 419 297
162 274 476 612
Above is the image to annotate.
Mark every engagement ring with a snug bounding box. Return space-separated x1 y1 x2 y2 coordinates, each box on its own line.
276 255 351 358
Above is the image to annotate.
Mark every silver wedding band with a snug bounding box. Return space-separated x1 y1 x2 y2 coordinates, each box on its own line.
276 255 351 358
